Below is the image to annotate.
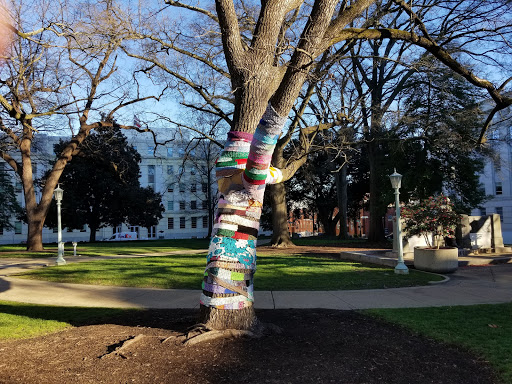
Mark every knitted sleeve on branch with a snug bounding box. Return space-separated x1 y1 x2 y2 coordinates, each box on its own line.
243 104 287 202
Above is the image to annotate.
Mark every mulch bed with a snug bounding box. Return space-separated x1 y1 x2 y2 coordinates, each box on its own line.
0 308 500 384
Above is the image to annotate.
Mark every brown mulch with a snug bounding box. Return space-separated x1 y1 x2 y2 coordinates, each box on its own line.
0 308 500 384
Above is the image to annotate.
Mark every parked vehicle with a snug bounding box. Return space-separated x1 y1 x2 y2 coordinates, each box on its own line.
104 232 138 241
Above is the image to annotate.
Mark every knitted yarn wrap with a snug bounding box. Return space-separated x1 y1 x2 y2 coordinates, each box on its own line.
201 104 286 310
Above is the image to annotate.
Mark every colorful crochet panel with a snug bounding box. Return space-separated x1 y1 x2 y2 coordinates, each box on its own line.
201 104 286 310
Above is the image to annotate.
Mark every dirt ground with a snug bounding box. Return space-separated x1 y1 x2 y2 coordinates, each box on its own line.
0 308 500 384
0 243 501 383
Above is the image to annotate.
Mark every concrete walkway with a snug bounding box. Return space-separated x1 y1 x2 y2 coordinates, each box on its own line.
0 254 511 310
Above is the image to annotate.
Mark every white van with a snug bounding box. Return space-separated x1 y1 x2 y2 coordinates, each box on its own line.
105 232 138 241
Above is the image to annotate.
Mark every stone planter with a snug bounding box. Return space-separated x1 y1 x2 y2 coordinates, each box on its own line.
413 246 459 273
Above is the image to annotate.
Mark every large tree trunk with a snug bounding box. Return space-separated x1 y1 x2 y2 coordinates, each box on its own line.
269 183 294 247
336 164 349 239
199 104 287 330
367 141 385 242
26 210 46 251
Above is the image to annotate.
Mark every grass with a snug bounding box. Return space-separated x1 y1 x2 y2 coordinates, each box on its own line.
0 239 210 258
0 300 137 340
364 304 512 384
15 253 443 290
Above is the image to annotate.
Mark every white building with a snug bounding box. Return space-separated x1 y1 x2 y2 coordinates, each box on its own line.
470 105 512 244
0 132 217 244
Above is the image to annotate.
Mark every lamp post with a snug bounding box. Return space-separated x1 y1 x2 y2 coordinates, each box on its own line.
389 169 408 275
54 184 66 265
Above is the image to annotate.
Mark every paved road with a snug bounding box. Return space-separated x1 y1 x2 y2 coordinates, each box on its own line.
0 255 510 310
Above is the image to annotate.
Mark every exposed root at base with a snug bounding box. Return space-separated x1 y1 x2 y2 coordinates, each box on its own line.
182 321 283 346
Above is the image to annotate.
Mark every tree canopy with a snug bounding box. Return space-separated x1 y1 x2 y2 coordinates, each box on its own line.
44 125 164 242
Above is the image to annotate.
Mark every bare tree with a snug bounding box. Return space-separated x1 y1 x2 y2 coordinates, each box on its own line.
0 0 158 250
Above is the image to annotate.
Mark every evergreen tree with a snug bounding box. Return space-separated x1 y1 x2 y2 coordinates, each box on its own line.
44 125 164 241
0 166 22 230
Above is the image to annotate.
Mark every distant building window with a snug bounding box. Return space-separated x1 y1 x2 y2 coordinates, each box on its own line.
191 217 197 229
178 166 184 175
496 207 504 222
191 200 197 210
179 201 186 210
202 216 208 228
14 222 22 234
148 165 155 184
202 200 208 210
147 146 154 155
495 181 503 195
167 217 174 229
494 155 501 173
167 165 174 175
178 148 185 157
191 167 196 175
167 201 174 211
167 184 174 193
180 217 186 229
202 183 207 193
191 184 197 193
167 147 173 157
179 183 186 193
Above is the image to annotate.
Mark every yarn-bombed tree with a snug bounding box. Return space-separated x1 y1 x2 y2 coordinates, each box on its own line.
179 0 512 337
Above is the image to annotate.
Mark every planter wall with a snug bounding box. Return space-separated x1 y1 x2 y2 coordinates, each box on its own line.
413 246 458 274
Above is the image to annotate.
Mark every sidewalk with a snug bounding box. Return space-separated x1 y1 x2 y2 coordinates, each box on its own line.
0 254 511 310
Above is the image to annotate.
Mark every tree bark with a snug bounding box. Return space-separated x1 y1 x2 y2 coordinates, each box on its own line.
269 183 294 247
336 164 349 239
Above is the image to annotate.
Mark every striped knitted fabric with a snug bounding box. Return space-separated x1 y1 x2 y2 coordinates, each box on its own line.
202 104 287 311
243 105 287 202
215 131 252 178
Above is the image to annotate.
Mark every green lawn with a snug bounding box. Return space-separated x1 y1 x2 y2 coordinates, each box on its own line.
15 253 443 290
365 304 512 384
0 300 137 340
0 239 210 258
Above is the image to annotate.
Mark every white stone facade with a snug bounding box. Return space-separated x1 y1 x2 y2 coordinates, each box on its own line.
0 133 216 244
470 105 512 244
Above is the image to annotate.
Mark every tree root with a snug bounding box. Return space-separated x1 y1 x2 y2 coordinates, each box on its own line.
99 334 147 359
182 321 283 346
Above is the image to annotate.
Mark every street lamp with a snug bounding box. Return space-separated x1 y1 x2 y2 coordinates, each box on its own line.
54 184 66 265
389 169 408 275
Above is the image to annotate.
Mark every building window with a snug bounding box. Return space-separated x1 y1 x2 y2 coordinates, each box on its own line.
494 156 501 173
191 166 196 175
495 181 503 195
178 166 184 175
202 183 207 193
167 201 174 211
167 217 174 229
202 200 208 210
148 225 157 238
179 183 186 193
167 165 174 175
179 201 186 210
180 217 186 229
167 184 174 193
148 165 155 184
191 217 197 229
191 200 197 210
14 221 22 234
496 207 504 222
178 148 185 157
167 147 173 157
191 184 197 193
147 146 154 155
202 216 208 228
